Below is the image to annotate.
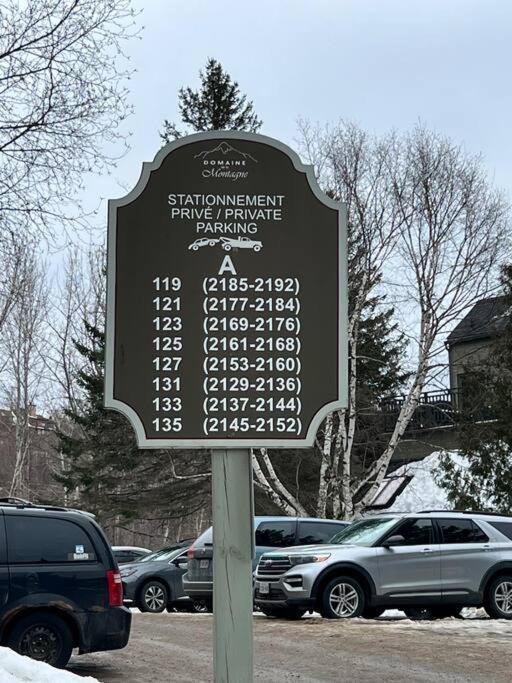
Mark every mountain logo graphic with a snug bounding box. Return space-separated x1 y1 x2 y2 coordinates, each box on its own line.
194 141 257 163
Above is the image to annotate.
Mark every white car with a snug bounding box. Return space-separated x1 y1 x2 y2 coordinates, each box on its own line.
189 238 219 250
220 237 262 252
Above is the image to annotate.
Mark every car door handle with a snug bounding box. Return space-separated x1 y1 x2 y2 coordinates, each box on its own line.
481 544 491 551
421 548 433 553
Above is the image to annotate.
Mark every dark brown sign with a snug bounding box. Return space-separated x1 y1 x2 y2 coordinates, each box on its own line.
105 132 347 447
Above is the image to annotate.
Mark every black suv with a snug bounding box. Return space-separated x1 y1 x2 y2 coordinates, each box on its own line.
0 498 131 668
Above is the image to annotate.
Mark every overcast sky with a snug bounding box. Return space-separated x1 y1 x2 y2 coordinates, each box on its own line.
84 0 511 213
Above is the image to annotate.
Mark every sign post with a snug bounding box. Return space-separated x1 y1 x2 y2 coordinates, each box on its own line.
212 449 254 682
105 131 347 681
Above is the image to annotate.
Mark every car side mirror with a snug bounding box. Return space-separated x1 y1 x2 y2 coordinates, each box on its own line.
382 534 405 548
172 557 188 568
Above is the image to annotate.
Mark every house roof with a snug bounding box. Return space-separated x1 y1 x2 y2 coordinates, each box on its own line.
446 295 510 347
0 408 54 432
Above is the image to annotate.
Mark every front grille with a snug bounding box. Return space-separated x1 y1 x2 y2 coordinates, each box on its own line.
257 555 291 576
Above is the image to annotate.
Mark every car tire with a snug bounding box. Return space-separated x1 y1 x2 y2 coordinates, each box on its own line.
320 576 365 619
191 599 211 613
253 245 261 252
138 580 168 613
361 607 385 619
223 244 231 251
403 606 462 620
259 605 305 620
192 245 199 251
7 612 73 668
208 241 216 246
484 575 512 619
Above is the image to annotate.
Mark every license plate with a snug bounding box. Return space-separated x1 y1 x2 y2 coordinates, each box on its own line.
257 581 270 595
199 559 209 569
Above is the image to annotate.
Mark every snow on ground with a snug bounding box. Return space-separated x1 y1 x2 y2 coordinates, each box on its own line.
0 647 100 683
368 609 512 638
387 450 467 512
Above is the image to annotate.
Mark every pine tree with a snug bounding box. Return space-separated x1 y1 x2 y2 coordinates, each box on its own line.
160 58 262 142
352 294 410 468
56 323 210 531
436 265 512 512
256 294 409 515
56 65 262 533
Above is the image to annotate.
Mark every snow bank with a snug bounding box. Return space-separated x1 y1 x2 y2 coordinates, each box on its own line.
387 451 466 512
0 647 100 683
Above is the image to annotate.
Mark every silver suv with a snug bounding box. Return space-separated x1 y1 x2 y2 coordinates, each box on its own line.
254 511 512 620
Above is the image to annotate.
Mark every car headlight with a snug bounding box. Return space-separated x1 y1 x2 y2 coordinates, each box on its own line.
289 553 331 566
120 567 137 578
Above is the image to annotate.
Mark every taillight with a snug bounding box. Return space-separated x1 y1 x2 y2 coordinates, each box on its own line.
107 569 123 607
187 546 195 559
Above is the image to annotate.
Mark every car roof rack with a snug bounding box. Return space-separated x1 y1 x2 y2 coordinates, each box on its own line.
0 497 95 517
419 509 512 518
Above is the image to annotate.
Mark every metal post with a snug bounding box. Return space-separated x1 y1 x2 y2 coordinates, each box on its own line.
212 449 254 683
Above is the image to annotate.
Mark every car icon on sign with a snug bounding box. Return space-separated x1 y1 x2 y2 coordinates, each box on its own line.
220 237 263 252
188 238 219 251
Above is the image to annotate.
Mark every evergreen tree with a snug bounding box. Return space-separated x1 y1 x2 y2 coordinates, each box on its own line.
160 58 262 142
56 64 262 532
436 265 512 512
56 323 210 530
352 294 410 468
257 294 409 515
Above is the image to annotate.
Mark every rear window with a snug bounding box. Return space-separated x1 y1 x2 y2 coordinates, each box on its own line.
6 515 96 564
255 521 295 548
193 528 213 547
297 521 346 545
488 521 512 540
438 519 489 544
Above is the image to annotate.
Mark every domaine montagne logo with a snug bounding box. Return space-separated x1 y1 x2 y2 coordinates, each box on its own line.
194 141 257 181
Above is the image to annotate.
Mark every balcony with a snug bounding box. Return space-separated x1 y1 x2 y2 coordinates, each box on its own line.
379 389 459 434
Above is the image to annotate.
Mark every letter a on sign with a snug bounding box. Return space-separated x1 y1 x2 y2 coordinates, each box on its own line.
218 255 237 276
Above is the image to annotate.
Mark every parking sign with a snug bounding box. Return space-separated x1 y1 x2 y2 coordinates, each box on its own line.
105 132 347 447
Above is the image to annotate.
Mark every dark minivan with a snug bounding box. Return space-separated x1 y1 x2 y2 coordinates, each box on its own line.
183 516 349 608
0 499 131 668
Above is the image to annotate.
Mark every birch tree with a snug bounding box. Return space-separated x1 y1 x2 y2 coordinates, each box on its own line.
254 122 509 519
0 244 49 496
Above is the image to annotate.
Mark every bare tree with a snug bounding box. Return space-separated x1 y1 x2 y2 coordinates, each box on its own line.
44 243 106 417
353 127 509 512
0 234 26 336
0 0 137 243
0 244 49 496
254 122 509 519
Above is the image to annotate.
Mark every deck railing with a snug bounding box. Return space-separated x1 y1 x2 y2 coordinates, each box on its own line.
378 388 489 433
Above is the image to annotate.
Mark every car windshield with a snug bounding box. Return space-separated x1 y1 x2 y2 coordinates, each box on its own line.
139 547 184 563
329 518 398 546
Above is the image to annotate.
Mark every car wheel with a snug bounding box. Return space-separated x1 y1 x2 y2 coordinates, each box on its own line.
192 245 199 251
223 244 231 251
192 600 211 613
138 580 168 613
320 576 365 619
253 245 261 252
361 607 385 619
7 612 73 668
259 605 305 620
208 241 216 246
485 575 512 619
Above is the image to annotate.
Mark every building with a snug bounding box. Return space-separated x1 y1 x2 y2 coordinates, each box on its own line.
0 407 60 501
445 295 509 395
